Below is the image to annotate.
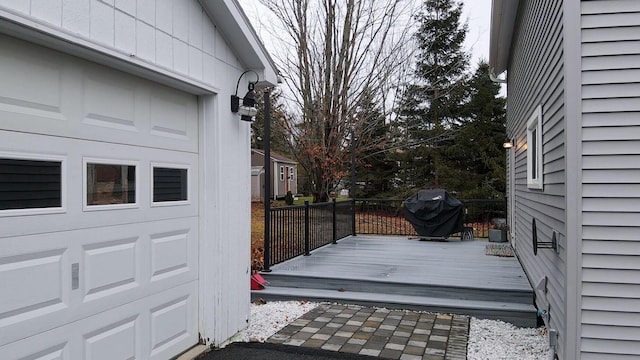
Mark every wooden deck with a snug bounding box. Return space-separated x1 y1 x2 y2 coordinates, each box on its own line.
254 235 537 327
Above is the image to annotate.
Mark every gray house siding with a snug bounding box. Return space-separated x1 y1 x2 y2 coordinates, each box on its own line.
580 1 640 358
507 0 567 357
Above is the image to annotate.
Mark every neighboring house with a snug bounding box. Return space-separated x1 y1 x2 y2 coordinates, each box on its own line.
491 1 639 359
251 149 298 199
251 165 265 202
0 1 277 359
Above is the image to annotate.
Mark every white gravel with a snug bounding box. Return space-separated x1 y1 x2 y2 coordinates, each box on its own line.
241 300 319 342
468 318 550 360
241 301 550 360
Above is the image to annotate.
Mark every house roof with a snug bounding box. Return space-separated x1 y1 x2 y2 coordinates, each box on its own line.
489 0 521 75
252 149 297 165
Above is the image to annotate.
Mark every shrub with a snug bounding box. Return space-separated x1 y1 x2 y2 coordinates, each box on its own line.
284 191 294 205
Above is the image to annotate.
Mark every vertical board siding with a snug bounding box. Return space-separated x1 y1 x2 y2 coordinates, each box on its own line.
581 0 640 357
0 0 226 87
508 0 567 357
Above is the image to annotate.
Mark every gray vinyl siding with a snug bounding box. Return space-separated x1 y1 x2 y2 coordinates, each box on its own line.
580 1 640 358
507 0 567 357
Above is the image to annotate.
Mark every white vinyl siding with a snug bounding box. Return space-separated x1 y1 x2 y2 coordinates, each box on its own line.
507 0 566 357
580 1 640 358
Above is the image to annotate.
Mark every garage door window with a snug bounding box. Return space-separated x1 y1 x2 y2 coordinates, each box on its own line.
0 155 65 215
152 166 188 204
85 160 137 209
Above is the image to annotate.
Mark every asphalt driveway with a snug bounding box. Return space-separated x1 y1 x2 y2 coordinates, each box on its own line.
201 342 377 360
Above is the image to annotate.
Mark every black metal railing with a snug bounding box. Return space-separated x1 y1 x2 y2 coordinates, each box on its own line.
355 198 506 238
264 197 504 269
268 199 354 267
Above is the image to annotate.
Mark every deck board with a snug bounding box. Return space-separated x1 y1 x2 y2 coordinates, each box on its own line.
269 235 532 291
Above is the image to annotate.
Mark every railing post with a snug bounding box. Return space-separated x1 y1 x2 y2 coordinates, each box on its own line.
304 201 310 256
263 90 272 272
332 198 337 244
351 199 356 236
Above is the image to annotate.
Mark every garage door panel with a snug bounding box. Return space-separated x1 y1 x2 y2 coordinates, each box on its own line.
149 89 194 141
149 295 191 358
83 316 139 360
16 343 69 360
0 249 68 330
150 230 191 282
82 237 139 302
1 218 197 346
83 75 137 132
1 131 199 239
1 282 197 360
0 39 65 122
0 34 198 153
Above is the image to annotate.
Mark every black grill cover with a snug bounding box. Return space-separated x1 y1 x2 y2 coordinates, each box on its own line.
403 189 465 237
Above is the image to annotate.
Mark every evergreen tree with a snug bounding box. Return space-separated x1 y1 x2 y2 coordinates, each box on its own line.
353 89 397 198
393 0 469 193
451 61 506 198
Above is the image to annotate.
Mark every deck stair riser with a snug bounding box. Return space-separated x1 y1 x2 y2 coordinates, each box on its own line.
260 273 532 305
251 286 537 327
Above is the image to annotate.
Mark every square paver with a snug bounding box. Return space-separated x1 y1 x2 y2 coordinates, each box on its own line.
302 339 326 348
310 333 331 341
347 338 367 345
326 336 348 346
340 343 363 354
335 331 354 338
282 339 305 346
321 343 342 351
379 349 402 359
385 343 405 351
400 354 422 360
300 326 320 333
408 340 427 347
393 330 411 338
429 335 448 343
359 348 381 356
404 345 425 356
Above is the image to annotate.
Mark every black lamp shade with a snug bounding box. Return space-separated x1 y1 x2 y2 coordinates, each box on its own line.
242 90 255 107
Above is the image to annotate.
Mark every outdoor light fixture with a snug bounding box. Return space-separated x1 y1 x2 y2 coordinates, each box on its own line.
231 70 259 121
503 138 514 149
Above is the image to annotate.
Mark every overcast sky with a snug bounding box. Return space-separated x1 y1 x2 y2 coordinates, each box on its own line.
238 0 493 69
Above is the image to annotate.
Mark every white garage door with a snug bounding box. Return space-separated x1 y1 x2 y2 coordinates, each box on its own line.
0 35 199 360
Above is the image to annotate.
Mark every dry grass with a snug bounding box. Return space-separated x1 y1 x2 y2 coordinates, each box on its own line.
251 203 265 271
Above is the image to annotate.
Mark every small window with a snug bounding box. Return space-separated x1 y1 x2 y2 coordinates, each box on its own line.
0 158 62 211
280 166 284 181
86 162 136 207
153 167 188 203
527 105 543 189
289 167 294 180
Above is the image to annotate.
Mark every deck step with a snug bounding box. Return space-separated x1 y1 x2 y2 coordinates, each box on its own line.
252 286 537 328
260 273 532 305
